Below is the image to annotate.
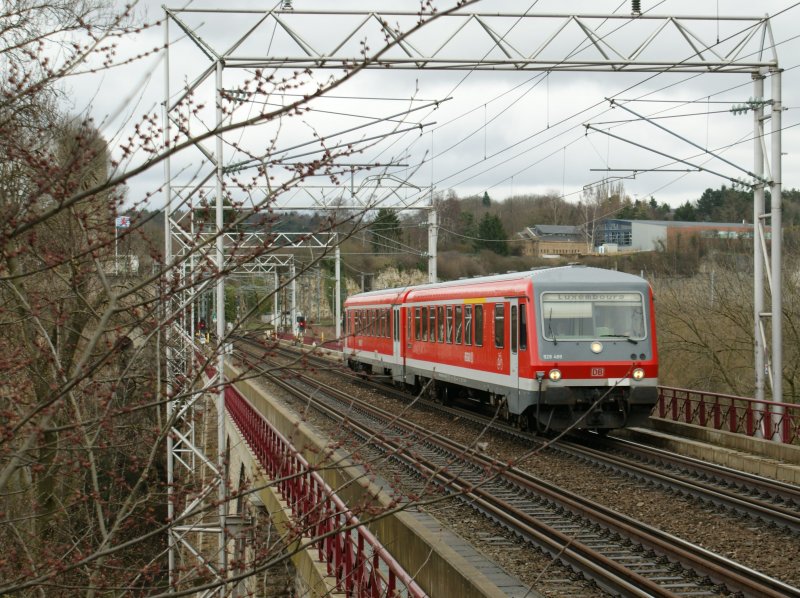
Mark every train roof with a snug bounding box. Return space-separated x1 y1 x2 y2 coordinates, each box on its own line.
345 266 649 305
411 265 646 289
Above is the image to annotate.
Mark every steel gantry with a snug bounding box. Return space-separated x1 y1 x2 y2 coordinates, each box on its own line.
162 3 785 593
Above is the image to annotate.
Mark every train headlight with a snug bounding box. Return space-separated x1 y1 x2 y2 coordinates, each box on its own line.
548 369 562 382
590 341 603 354
632 368 645 381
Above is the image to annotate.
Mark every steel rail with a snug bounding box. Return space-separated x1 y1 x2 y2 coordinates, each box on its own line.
571 434 800 531
601 434 800 506
236 350 664 596
235 342 799 597
251 338 800 532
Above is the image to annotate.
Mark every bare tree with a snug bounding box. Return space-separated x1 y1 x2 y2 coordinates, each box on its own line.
1 1 500 596
654 250 800 403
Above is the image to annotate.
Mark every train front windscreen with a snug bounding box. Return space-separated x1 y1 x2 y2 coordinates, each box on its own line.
540 291 646 341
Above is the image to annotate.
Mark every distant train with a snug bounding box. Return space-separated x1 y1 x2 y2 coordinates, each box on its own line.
343 266 658 434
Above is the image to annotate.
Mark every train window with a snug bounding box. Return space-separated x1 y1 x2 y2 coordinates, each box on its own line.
370 309 375 336
407 310 412 340
437 306 444 342
519 303 527 350
421 307 428 341
455 305 463 344
511 305 518 354
394 309 399 341
446 306 453 343
428 306 436 342
381 310 386 337
540 292 646 341
475 305 483 346
464 305 472 345
386 309 391 338
414 307 421 340
494 303 505 349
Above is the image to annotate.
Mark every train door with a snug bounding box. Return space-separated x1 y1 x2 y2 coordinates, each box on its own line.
508 299 520 407
392 305 403 383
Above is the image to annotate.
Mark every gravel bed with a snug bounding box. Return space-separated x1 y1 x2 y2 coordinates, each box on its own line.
240 352 800 594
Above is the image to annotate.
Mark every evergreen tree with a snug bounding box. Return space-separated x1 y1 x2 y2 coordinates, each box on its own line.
482 191 491 207
369 208 402 252
674 201 697 222
696 187 725 221
459 212 477 239
475 213 509 255
696 185 752 222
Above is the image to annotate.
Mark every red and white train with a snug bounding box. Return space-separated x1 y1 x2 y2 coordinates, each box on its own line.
343 265 658 433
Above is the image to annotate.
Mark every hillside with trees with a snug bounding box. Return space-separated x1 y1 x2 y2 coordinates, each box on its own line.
145 181 800 289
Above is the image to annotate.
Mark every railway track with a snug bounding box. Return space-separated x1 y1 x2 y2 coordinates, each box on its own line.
259 338 800 534
233 339 799 597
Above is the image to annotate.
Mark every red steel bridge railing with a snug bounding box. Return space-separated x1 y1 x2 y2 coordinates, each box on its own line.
656 387 800 445
225 385 427 598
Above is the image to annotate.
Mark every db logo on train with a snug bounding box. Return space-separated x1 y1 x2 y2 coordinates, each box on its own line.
591 367 605 377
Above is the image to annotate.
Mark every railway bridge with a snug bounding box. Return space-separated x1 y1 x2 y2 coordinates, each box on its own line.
178 333 800 597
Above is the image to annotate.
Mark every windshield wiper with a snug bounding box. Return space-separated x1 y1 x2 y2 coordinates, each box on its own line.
548 309 557 345
600 334 638 344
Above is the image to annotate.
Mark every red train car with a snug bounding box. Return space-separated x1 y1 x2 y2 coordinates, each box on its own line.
343 266 658 433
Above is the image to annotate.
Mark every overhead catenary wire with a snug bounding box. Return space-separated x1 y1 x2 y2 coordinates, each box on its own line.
201 3 799 214
374 1 663 189
458 8 800 202
223 99 449 173
382 1 635 177
158 2 800 219
466 54 796 202
113 2 799 214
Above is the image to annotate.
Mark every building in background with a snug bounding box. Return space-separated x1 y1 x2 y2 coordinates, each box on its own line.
517 225 587 257
595 219 758 253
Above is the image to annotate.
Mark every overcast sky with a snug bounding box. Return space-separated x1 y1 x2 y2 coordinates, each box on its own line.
71 0 800 214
